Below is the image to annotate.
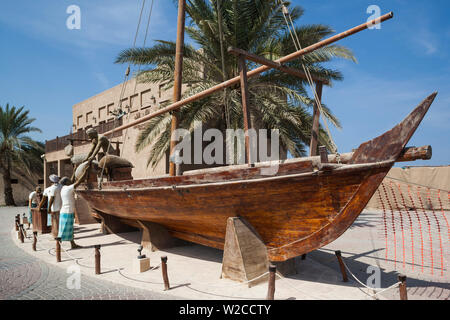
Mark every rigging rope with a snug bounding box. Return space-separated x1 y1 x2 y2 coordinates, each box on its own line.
121 0 155 159
278 0 338 153
98 0 149 188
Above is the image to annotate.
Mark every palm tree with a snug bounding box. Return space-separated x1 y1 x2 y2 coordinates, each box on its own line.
116 0 356 168
0 104 44 206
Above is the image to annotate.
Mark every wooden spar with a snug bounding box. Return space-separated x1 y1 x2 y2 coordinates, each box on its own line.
102 12 394 137
318 145 432 164
227 47 329 85
238 55 253 165
309 81 323 156
169 0 186 176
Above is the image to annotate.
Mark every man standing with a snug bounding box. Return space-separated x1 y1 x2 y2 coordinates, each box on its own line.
28 186 42 225
38 174 59 228
58 177 83 249
47 174 62 237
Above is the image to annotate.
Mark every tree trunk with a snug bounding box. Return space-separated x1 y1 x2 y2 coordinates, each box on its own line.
2 159 16 206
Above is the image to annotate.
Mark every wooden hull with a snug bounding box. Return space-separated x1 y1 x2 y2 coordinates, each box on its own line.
77 93 437 261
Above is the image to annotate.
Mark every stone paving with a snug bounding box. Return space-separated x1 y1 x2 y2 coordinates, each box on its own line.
1 206 449 300
0 206 180 300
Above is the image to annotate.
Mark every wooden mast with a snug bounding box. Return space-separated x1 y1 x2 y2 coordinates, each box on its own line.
238 55 253 165
309 81 323 156
169 0 186 176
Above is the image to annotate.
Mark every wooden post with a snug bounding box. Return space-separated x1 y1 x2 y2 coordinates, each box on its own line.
32 232 37 251
55 237 61 262
335 250 348 282
19 224 24 243
161 256 170 290
95 245 101 275
266 264 276 300
238 55 253 166
319 145 329 163
169 0 186 177
15 215 20 231
398 275 408 300
309 81 323 156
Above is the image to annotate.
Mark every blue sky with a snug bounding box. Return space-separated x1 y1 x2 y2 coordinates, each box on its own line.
0 0 448 166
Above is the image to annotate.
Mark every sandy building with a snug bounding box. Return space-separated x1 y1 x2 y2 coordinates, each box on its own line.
44 78 176 221
0 171 43 206
44 78 173 186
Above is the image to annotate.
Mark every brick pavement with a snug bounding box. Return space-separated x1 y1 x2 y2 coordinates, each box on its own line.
0 206 180 300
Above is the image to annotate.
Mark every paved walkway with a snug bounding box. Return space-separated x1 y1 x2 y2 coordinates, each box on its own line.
2 206 449 300
0 206 180 300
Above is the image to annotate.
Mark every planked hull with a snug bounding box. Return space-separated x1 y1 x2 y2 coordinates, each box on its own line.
77 93 437 261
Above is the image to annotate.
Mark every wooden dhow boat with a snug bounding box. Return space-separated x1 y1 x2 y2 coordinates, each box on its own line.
77 93 436 262
75 5 437 263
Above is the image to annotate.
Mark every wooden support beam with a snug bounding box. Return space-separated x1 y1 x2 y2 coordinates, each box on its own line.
95 245 101 275
228 47 330 85
266 264 276 300
55 238 61 263
319 146 329 163
398 275 408 300
309 81 324 156
324 145 432 164
398 145 432 162
335 250 348 282
221 217 269 288
238 55 253 166
169 0 186 177
161 256 170 290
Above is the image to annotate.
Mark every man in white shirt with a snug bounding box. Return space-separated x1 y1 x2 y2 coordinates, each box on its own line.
28 186 42 225
58 176 83 249
38 175 59 227
47 174 62 235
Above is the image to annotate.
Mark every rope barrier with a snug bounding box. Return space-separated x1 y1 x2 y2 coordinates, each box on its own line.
381 182 397 268
339 255 401 300
19 227 417 299
397 182 415 270
275 273 324 300
407 184 425 273
389 180 406 269
426 188 445 277
377 188 389 261
417 186 434 275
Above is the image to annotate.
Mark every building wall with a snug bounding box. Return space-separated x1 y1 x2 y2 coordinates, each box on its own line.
69 78 174 179
0 171 43 206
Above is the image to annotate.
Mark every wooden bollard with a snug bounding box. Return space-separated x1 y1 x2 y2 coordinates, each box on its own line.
95 245 101 275
55 238 61 262
32 232 37 251
15 215 20 231
161 256 170 290
398 275 408 300
266 264 276 300
18 224 24 243
335 250 348 282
